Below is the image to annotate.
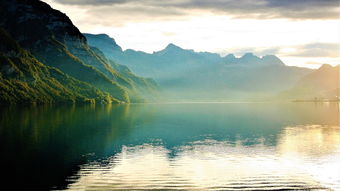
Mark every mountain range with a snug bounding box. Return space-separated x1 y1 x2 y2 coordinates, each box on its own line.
0 0 338 104
85 34 319 100
0 0 158 104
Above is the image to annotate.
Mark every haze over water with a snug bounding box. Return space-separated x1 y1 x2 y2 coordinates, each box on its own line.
0 103 339 190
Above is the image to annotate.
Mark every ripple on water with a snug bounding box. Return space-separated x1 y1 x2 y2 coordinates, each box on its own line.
64 125 340 191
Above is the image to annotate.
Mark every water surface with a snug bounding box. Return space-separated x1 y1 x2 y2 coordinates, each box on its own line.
0 103 339 190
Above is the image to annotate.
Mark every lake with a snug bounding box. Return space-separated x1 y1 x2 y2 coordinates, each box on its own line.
0 103 339 190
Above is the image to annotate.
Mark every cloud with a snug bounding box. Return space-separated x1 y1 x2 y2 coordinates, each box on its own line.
286 43 340 58
228 43 340 58
219 43 340 68
48 1 190 27
50 0 340 20
222 47 280 57
305 61 327 65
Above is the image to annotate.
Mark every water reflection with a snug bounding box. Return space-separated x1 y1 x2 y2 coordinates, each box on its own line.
0 103 339 190
66 125 340 191
0 104 137 190
278 125 340 157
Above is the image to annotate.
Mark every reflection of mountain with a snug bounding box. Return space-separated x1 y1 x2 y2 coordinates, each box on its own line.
280 64 340 100
0 0 157 104
0 105 139 190
85 33 312 100
0 103 338 190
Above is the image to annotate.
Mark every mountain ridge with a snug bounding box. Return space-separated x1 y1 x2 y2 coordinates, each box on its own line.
85 33 287 67
85 33 313 100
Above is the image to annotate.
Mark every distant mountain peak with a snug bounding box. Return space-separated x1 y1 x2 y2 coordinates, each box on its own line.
232 53 285 66
154 43 186 55
223 54 237 64
238 53 261 64
262 54 278 59
261 55 285 66
165 43 182 50
84 33 122 52
90 33 110 38
319 64 333 70
84 33 116 43
242 52 256 57
224 54 236 59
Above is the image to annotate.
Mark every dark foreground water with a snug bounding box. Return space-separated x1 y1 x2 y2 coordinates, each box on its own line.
0 103 339 190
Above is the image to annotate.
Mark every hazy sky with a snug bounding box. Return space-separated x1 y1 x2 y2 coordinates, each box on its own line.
43 0 339 68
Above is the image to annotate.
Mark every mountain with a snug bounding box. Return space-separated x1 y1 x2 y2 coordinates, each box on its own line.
281 64 340 100
85 34 123 54
85 33 312 100
0 0 158 104
89 46 159 101
0 28 116 104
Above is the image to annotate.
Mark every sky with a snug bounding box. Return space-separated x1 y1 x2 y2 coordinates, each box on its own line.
42 0 340 68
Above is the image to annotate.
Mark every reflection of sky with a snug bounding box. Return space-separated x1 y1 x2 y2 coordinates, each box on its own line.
66 125 340 191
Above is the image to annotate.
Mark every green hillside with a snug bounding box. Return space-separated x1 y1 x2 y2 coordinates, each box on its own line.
0 0 158 104
0 29 118 104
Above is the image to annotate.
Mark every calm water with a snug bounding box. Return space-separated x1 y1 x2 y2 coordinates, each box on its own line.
0 103 339 190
